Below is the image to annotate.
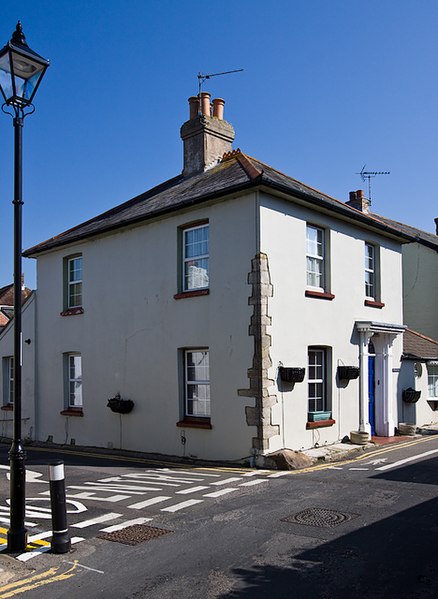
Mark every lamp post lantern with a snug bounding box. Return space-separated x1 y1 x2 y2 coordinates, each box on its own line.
0 21 49 553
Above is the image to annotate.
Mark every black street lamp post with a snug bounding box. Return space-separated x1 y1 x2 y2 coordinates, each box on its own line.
0 22 49 553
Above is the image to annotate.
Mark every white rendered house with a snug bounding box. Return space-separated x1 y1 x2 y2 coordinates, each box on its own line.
15 93 431 462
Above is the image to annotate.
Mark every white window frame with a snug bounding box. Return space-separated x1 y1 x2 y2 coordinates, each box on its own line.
365 242 376 299
67 353 83 408
427 363 438 398
306 225 325 291
67 256 83 309
183 224 209 292
308 348 326 413
3 356 13 405
184 349 210 418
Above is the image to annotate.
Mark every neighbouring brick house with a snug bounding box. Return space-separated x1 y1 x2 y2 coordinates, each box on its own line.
1 93 436 462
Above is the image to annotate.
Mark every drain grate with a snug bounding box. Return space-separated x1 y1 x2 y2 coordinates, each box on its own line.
98 524 173 545
282 507 359 528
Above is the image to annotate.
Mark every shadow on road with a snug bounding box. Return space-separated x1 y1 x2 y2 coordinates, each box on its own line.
219 497 438 598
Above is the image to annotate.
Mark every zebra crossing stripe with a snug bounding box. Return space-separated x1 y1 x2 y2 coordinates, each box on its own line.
241 470 272 477
161 499 203 512
211 477 243 486
128 496 171 509
100 517 152 533
71 512 122 528
239 479 267 487
176 486 209 495
203 488 237 498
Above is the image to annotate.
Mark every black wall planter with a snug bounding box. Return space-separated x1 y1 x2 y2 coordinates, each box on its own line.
107 394 134 414
338 366 360 381
279 367 305 383
402 387 421 403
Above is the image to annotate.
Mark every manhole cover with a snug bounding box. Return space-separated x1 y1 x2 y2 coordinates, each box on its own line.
282 507 359 528
98 524 173 545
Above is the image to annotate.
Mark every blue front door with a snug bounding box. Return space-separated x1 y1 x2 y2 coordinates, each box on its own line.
368 356 376 435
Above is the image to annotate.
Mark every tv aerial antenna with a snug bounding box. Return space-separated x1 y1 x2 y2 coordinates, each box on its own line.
197 69 244 96
357 165 390 203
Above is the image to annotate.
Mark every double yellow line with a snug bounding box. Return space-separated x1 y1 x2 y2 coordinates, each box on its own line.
0 561 78 598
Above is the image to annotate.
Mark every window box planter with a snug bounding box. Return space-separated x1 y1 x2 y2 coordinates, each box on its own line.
107 394 134 414
308 411 332 422
402 388 421 403
279 367 305 383
338 366 360 381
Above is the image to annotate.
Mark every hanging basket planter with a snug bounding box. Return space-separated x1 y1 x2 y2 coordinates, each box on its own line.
402 388 421 404
279 367 305 383
338 366 360 381
107 394 134 414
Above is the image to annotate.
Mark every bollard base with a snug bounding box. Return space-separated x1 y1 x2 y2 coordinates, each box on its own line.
51 532 71 554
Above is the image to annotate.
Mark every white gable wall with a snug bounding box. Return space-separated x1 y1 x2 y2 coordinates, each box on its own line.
34 193 258 461
259 192 404 450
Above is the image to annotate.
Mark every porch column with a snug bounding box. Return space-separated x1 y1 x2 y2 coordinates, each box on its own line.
379 334 397 436
358 329 373 435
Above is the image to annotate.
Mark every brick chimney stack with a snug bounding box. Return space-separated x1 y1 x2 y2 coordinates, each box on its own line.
346 189 371 213
180 93 235 177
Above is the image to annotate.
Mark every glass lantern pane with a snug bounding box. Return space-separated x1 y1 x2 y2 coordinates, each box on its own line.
11 53 45 103
0 52 13 102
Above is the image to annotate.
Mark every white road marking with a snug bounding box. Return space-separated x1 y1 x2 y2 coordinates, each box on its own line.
17 537 84 562
268 472 291 478
203 488 237 498
376 448 438 471
71 512 122 528
0 515 38 527
364 458 388 466
65 492 131 503
28 531 52 542
239 479 267 487
17 546 51 561
328 467 343 470
99 517 152 533
176 486 209 494
211 477 243 486
128 496 171 509
349 468 369 471
64 561 104 574
161 499 203 512
241 470 272 477
160 470 220 477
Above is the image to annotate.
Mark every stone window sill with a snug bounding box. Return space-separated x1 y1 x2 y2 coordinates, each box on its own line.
306 419 336 429
305 290 335 301
364 299 385 309
1 404 13 411
60 307 84 316
60 408 84 417
176 418 212 430
174 289 209 300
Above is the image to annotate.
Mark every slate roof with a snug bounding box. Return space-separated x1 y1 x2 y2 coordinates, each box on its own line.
24 150 420 257
369 213 438 251
403 329 438 361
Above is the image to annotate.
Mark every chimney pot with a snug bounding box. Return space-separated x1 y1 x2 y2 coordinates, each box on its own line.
346 189 370 213
188 96 199 120
200 92 211 117
180 93 235 177
212 98 225 120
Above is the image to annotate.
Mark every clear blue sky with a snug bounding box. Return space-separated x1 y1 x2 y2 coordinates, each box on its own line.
0 0 437 289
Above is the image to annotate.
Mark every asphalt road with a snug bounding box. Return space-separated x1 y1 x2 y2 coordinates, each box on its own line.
0 436 437 598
